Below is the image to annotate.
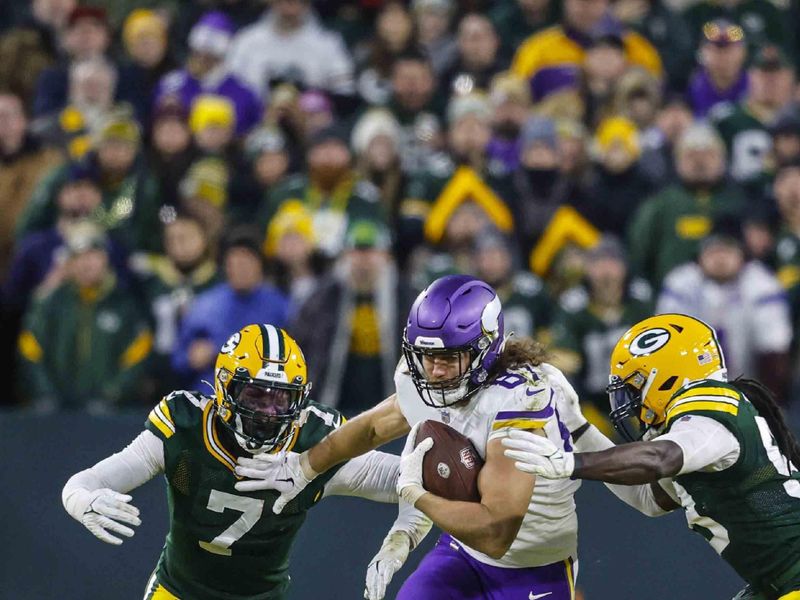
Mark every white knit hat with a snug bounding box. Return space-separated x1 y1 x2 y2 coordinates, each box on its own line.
350 109 402 155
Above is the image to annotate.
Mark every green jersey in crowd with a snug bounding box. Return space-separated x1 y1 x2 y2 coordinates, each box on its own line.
662 380 800 598
710 102 772 187
143 391 347 600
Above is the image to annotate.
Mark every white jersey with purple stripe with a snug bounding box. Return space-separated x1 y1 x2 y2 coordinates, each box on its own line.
395 361 581 569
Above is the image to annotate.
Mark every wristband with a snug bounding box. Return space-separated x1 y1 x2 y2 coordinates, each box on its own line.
299 451 319 481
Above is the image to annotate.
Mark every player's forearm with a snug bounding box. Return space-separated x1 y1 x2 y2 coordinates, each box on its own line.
307 395 409 473
414 494 522 559
572 440 683 485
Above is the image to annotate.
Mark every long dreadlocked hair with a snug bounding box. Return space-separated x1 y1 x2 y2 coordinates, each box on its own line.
732 377 800 470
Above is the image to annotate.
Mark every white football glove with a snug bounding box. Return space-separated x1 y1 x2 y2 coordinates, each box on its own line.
65 488 141 545
540 363 587 433
501 429 575 479
364 530 412 600
397 423 433 506
235 450 317 514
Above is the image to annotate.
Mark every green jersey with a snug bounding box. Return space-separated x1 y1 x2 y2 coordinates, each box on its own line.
662 380 800 595
710 102 772 186
144 391 345 600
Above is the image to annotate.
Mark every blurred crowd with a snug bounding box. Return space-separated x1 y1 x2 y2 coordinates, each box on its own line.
2 0 800 433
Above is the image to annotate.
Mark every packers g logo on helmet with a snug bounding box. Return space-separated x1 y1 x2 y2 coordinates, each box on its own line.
607 314 726 441
214 324 310 453
628 328 671 356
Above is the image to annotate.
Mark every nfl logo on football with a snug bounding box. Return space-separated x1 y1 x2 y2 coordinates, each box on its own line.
459 447 476 470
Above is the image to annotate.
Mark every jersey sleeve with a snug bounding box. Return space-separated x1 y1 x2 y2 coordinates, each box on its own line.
663 382 743 433
144 390 205 442
659 415 741 475
486 369 563 444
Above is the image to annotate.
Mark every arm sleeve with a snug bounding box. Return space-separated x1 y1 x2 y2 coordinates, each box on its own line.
386 500 433 550
62 430 165 517
658 416 741 474
322 450 399 503
574 425 672 517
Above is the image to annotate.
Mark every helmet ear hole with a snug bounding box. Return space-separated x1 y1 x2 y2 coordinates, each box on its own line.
658 375 678 391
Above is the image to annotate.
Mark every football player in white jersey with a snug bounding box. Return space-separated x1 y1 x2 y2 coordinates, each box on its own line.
234 275 583 600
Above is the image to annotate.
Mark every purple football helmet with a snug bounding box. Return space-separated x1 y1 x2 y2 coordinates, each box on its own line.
403 275 505 407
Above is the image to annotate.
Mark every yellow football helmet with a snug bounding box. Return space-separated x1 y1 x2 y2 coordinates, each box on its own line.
607 314 726 441
214 324 310 453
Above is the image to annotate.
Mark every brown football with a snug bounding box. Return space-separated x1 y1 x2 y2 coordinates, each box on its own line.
416 420 484 502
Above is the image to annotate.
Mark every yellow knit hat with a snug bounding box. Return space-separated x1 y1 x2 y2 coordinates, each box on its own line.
122 9 167 49
594 116 640 159
263 200 316 257
189 94 236 133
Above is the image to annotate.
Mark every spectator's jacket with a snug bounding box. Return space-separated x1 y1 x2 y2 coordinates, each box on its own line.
710 101 772 186
17 275 153 408
511 24 662 101
550 283 653 430
226 10 355 97
0 136 62 277
627 182 747 287
259 173 385 258
15 157 163 253
688 68 749 118
172 282 289 391
400 155 515 248
154 67 262 135
657 260 791 380
130 254 219 357
489 0 559 60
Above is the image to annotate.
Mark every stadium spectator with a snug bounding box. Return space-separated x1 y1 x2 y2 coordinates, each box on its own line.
117 9 175 124
226 0 356 100
612 0 694 92
291 220 405 415
582 30 631 126
16 221 153 412
31 56 118 157
687 19 748 118
297 90 335 141
682 0 790 55
351 109 405 231
628 122 746 287
263 202 325 314
485 73 531 176
711 44 796 187
550 236 652 433
172 226 288 392
583 116 657 237
386 50 445 176
657 221 792 402
440 13 503 97
507 116 578 258
131 211 218 394
774 161 800 351
33 5 111 117
412 0 457 76
244 125 292 209
646 93 694 180
400 93 514 256
154 11 262 136
511 0 662 103
0 91 62 278
19 114 163 253
259 125 385 259
147 100 194 206
178 157 230 244
4 168 128 310
489 0 557 60
354 1 416 106
473 231 552 340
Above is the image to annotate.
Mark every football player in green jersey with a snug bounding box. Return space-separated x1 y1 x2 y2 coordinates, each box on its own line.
502 314 800 600
62 323 430 600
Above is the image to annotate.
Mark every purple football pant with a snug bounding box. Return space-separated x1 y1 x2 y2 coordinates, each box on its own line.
397 534 577 600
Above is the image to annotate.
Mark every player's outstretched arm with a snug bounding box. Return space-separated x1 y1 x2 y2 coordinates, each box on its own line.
399 429 536 560
502 431 684 484
235 394 410 513
62 430 164 545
